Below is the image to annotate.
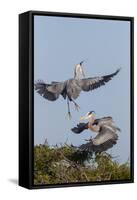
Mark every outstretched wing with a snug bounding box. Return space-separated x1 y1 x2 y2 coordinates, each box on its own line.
79 118 120 153
71 123 88 134
93 116 121 132
34 80 65 101
78 68 120 92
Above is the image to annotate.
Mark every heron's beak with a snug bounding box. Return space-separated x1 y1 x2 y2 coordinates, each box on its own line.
80 114 90 121
80 112 95 121
80 116 86 121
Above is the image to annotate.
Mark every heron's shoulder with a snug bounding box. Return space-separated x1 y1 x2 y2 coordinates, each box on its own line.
67 78 75 81
100 116 113 120
66 78 77 84
93 116 113 125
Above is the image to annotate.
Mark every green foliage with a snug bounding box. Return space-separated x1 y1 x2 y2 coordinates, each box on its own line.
34 144 130 185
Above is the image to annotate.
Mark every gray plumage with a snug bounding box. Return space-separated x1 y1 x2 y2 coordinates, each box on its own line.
72 116 120 153
34 61 121 117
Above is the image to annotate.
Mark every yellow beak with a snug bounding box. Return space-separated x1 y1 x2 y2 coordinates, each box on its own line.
80 116 85 121
79 113 95 121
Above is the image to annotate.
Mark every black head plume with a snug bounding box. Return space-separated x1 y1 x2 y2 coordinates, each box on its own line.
80 60 84 65
88 111 95 115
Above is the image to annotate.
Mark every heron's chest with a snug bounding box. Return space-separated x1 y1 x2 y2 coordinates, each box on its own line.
66 79 81 99
88 123 100 132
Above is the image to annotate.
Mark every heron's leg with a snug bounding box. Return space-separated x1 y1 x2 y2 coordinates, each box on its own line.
66 98 72 120
71 99 80 111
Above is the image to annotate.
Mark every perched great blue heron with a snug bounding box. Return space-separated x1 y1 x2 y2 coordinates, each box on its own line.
35 61 120 118
71 111 120 153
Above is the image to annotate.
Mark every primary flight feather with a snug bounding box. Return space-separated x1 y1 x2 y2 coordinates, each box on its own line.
71 111 120 153
35 61 121 118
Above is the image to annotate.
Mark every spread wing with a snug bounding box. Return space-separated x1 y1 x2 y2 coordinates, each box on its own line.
93 117 121 132
79 117 120 153
34 80 65 101
71 123 88 134
78 68 120 92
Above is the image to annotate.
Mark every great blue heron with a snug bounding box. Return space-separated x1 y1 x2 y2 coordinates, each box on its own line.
71 111 120 153
35 61 121 118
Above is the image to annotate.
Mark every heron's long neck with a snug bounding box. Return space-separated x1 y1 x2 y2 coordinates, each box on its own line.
89 115 95 125
88 116 99 132
74 71 80 80
74 65 83 80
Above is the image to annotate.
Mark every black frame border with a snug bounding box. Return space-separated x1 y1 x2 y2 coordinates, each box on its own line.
19 10 134 189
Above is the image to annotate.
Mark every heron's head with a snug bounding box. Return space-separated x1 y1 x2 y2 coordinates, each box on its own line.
80 111 95 121
74 60 85 79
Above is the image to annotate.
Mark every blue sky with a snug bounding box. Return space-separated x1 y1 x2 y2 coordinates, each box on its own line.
34 15 130 163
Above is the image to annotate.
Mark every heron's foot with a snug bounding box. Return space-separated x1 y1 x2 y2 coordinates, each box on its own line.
66 112 72 120
85 137 92 142
74 103 80 111
85 139 90 141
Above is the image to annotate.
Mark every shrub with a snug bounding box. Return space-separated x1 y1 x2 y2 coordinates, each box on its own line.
34 144 130 185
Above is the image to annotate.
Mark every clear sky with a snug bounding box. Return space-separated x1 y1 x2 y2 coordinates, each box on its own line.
34 15 130 163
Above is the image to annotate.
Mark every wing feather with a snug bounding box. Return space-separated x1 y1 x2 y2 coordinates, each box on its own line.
46 81 65 94
93 117 113 126
34 80 65 101
78 68 120 92
79 118 120 153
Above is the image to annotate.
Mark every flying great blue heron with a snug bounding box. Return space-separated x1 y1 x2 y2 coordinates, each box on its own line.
35 61 120 118
71 111 120 153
